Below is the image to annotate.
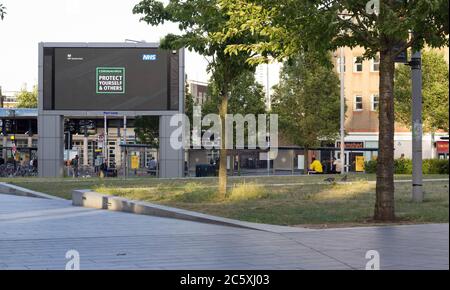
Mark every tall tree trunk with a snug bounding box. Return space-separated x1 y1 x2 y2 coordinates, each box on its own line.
374 49 396 221
218 90 228 198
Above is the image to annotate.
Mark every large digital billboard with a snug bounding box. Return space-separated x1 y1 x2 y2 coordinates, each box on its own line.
42 45 181 111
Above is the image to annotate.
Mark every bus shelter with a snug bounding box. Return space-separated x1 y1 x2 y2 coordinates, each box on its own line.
119 144 158 178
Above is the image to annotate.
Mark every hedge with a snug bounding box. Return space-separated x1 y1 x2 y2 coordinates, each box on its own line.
364 158 449 174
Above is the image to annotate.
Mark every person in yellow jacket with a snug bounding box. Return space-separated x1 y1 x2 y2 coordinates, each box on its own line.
309 157 323 174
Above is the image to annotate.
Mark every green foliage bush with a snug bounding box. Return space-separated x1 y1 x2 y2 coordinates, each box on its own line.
364 158 449 174
439 159 449 174
394 158 413 174
422 159 449 174
364 160 378 174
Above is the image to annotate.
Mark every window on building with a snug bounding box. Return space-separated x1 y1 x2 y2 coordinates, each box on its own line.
371 55 380 72
371 94 379 111
336 57 346 73
353 57 363 72
16 139 28 148
354 95 363 111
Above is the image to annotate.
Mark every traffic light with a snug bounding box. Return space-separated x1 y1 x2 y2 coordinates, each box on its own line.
64 131 73 150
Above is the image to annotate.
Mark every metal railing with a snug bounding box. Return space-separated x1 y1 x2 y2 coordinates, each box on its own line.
0 164 38 178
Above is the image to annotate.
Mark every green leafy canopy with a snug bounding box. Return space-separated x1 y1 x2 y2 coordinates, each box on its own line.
133 0 259 78
216 0 449 65
0 3 6 20
394 50 449 132
203 70 266 116
134 116 159 146
272 52 341 148
16 85 38 108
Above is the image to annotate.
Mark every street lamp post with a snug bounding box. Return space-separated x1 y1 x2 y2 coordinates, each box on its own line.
103 114 108 166
8 109 17 170
339 47 345 174
411 50 423 202
123 115 127 179
266 63 270 175
12 109 16 145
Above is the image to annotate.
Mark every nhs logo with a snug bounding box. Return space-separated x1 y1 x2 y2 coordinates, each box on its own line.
142 54 157 61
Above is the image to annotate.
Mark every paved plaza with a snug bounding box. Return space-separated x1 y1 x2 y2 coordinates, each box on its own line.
0 194 448 270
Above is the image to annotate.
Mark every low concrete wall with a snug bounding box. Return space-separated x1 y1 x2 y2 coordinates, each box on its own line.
0 182 66 200
72 189 260 230
71 190 314 233
72 190 108 209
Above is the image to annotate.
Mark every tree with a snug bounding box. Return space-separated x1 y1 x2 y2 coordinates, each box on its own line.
394 50 449 132
16 85 38 108
272 52 340 170
135 81 194 149
216 0 449 221
134 116 159 147
184 82 195 124
133 0 257 197
202 71 266 153
202 70 266 117
0 3 6 20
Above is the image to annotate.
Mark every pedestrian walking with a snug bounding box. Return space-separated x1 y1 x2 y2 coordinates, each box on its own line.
71 155 79 178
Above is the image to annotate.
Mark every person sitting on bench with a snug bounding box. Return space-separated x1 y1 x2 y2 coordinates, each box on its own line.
308 157 323 174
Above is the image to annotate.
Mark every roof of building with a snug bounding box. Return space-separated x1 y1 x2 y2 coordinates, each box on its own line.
0 108 38 118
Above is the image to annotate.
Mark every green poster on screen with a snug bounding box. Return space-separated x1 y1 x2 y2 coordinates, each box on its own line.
96 67 125 94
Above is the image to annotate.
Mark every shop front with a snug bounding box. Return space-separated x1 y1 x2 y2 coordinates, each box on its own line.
335 141 377 172
436 141 449 159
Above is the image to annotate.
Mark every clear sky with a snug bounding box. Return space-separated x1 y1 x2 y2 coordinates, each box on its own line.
0 0 210 92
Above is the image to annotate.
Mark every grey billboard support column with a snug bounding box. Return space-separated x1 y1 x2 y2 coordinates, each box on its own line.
38 114 64 177
159 115 184 178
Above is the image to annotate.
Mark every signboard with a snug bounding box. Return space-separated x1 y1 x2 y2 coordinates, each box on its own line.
96 67 125 94
297 155 305 170
355 156 365 172
41 44 181 112
131 155 139 169
336 142 364 149
436 141 449 154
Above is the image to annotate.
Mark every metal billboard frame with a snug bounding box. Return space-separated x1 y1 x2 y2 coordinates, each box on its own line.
38 42 185 117
37 42 185 178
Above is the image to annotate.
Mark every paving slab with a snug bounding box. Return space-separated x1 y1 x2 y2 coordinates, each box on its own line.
0 193 448 270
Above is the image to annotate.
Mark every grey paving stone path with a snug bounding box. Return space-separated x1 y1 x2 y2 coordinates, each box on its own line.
0 194 448 270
